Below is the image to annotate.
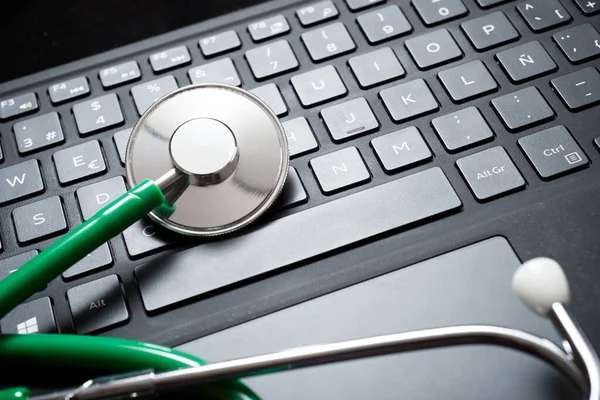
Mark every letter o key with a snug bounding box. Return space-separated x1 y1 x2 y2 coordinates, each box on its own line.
427 42 440 53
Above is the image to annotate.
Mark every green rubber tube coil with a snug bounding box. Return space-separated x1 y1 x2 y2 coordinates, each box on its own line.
0 179 261 400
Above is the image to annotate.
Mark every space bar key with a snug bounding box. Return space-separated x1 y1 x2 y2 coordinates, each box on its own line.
135 167 462 312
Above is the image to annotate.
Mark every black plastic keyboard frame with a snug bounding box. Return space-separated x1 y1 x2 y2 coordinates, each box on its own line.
1 0 600 347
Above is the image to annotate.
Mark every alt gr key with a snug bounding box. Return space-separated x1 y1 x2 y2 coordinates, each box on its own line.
456 146 525 201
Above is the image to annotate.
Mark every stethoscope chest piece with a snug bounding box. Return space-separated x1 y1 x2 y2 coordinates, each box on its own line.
125 84 289 236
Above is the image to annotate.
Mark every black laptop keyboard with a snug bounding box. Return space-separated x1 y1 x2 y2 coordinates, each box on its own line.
0 0 599 341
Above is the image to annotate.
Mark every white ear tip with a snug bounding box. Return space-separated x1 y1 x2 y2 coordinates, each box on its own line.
512 257 570 316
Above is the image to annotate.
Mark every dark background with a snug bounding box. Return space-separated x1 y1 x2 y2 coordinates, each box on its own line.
0 0 268 84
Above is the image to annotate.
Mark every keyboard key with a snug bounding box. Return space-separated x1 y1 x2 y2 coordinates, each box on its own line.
370 126 432 172
48 76 90 104
0 250 38 281
0 297 57 334
310 147 370 194
553 24 600 64
282 117 319 157
99 60 141 88
573 0 600 15
348 47 405 89
380 78 439 122
250 83 288 116
188 58 241 86
357 5 412 44
53 140 106 184
67 275 129 334
73 94 124 135
432 107 494 152
595 137 600 151
76 176 127 220
291 65 347 107
344 0 385 10
12 196 67 244
518 125 589 180
296 1 339 26
496 41 557 83
113 128 132 165
461 11 520 51
63 243 112 280
457 146 525 201
438 60 498 102
321 97 379 142
274 167 308 210
135 167 461 311
476 0 511 7
412 0 468 26
518 0 571 32
131 75 179 115
0 92 38 120
492 87 554 132
245 40 299 80
199 30 241 57
123 219 171 258
405 29 463 70
149 46 191 73
302 22 356 62
248 14 290 42
13 112 65 154
0 160 44 205
551 67 600 111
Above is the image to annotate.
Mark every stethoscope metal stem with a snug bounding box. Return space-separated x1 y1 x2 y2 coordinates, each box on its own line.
550 303 600 400
31 324 588 400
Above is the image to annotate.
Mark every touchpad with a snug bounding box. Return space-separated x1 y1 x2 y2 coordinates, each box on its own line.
177 236 578 399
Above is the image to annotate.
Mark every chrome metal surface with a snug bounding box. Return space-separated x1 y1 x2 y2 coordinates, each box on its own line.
550 303 600 400
153 168 186 194
169 118 239 185
30 325 587 400
29 371 156 400
125 83 289 236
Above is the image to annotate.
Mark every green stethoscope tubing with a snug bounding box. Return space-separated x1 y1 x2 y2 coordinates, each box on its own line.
0 179 260 400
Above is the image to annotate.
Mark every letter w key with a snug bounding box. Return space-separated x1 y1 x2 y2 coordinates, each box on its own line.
0 160 44 205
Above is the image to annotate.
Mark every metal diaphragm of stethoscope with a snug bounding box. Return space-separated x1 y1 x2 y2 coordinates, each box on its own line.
126 83 290 236
0 84 598 400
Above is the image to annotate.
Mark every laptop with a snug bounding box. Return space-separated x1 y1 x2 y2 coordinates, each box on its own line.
0 0 598 398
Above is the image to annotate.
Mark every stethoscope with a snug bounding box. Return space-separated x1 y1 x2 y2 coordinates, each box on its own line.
0 84 598 400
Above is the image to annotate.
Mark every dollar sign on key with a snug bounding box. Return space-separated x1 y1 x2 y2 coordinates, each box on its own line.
91 101 101 111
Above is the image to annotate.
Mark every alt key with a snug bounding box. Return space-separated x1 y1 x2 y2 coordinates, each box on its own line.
518 125 589 180
67 274 129 334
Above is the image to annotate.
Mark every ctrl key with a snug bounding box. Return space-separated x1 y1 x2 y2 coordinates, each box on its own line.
0 297 57 334
67 274 129 334
457 146 526 201
519 126 589 180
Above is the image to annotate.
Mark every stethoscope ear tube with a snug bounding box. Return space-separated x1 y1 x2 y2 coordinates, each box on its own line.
8 258 600 400
9 316 596 400
0 179 165 320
